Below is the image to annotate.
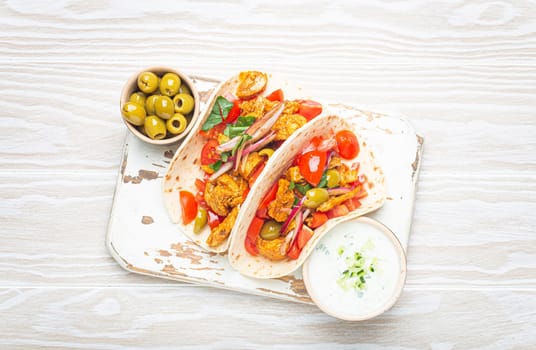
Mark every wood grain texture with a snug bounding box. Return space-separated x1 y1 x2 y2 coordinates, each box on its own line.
1 0 535 348
0 288 535 349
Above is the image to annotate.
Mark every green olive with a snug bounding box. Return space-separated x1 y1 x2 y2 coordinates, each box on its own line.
159 72 181 96
144 115 166 140
178 83 191 95
173 93 195 114
137 71 159 94
129 92 146 106
154 96 174 120
326 169 341 188
304 188 329 209
258 148 274 158
260 220 282 241
145 94 159 115
121 102 146 126
166 113 188 135
193 207 208 234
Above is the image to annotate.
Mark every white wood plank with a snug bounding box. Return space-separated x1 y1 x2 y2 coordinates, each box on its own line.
1 1 536 64
0 287 534 349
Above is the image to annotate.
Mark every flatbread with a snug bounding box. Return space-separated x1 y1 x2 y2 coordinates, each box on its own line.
227 114 386 278
162 73 322 253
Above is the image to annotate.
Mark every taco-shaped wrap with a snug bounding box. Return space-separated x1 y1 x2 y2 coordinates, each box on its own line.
163 71 325 252
227 114 386 278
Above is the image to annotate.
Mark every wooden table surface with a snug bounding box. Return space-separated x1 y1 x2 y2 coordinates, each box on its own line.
1 1 535 348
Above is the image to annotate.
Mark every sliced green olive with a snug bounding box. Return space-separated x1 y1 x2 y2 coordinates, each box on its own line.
260 220 282 241
259 148 274 158
144 115 166 140
159 72 181 96
326 169 341 188
129 92 146 106
193 207 208 233
121 102 146 126
137 71 159 94
173 93 195 114
166 113 188 135
304 188 329 209
154 95 174 120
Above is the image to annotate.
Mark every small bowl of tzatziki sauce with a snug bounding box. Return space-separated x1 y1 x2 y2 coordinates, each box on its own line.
303 217 407 321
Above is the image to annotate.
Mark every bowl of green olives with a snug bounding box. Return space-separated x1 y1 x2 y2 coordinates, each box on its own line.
120 67 200 145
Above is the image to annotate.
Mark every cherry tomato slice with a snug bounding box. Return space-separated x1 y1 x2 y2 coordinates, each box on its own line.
309 212 328 229
200 139 221 165
336 130 359 159
207 210 221 229
179 191 197 225
226 100 241 123
266 89 284 102
198 123 226 139
258 181 279 213
297 226 314 250
296 150 327 186
286 240 301 260
297 100 322 121
245 217 265 256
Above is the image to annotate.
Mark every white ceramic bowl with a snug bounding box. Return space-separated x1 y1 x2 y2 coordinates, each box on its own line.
119 66 200 145
302 216 407 321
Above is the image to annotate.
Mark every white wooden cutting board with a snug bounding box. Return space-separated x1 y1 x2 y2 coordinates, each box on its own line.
106 76 423 304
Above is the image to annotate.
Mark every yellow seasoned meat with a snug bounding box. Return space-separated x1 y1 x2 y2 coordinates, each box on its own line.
257 236 287 261
239 96 266 118
317 186 362 212
283 100 300 115
286 166 305 184
204 174 247 216
328 156 342 169
339 163 359 187
272 113 307 141
239 96 278 118
268 178 295 222
236 71 268 99
206 207 239 247
239 152 265 180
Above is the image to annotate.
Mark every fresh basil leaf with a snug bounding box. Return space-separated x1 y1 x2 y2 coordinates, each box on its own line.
208 160 222 171
201 96 233 131
235 116 256 127
221 152 230 163
295 183 312 195
289 181 295 190
224 125 249 139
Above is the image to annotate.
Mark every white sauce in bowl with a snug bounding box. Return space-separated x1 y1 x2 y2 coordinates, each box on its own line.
303 217 406 321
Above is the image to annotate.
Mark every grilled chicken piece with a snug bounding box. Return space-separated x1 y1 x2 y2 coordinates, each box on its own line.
204 174 247 217
256 236 287 261
339 163 359 187
239 152 265 180
328 156 342 169
268 178 295 222
317 186 362 212
236 71 268 99
272 113 307 141
206 206 239 247
286 166 305 184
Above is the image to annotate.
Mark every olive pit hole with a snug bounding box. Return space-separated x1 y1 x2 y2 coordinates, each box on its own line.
172 120 181 128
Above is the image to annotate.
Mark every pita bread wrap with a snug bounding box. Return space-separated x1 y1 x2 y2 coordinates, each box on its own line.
227 114 386 278
162 72 326 253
